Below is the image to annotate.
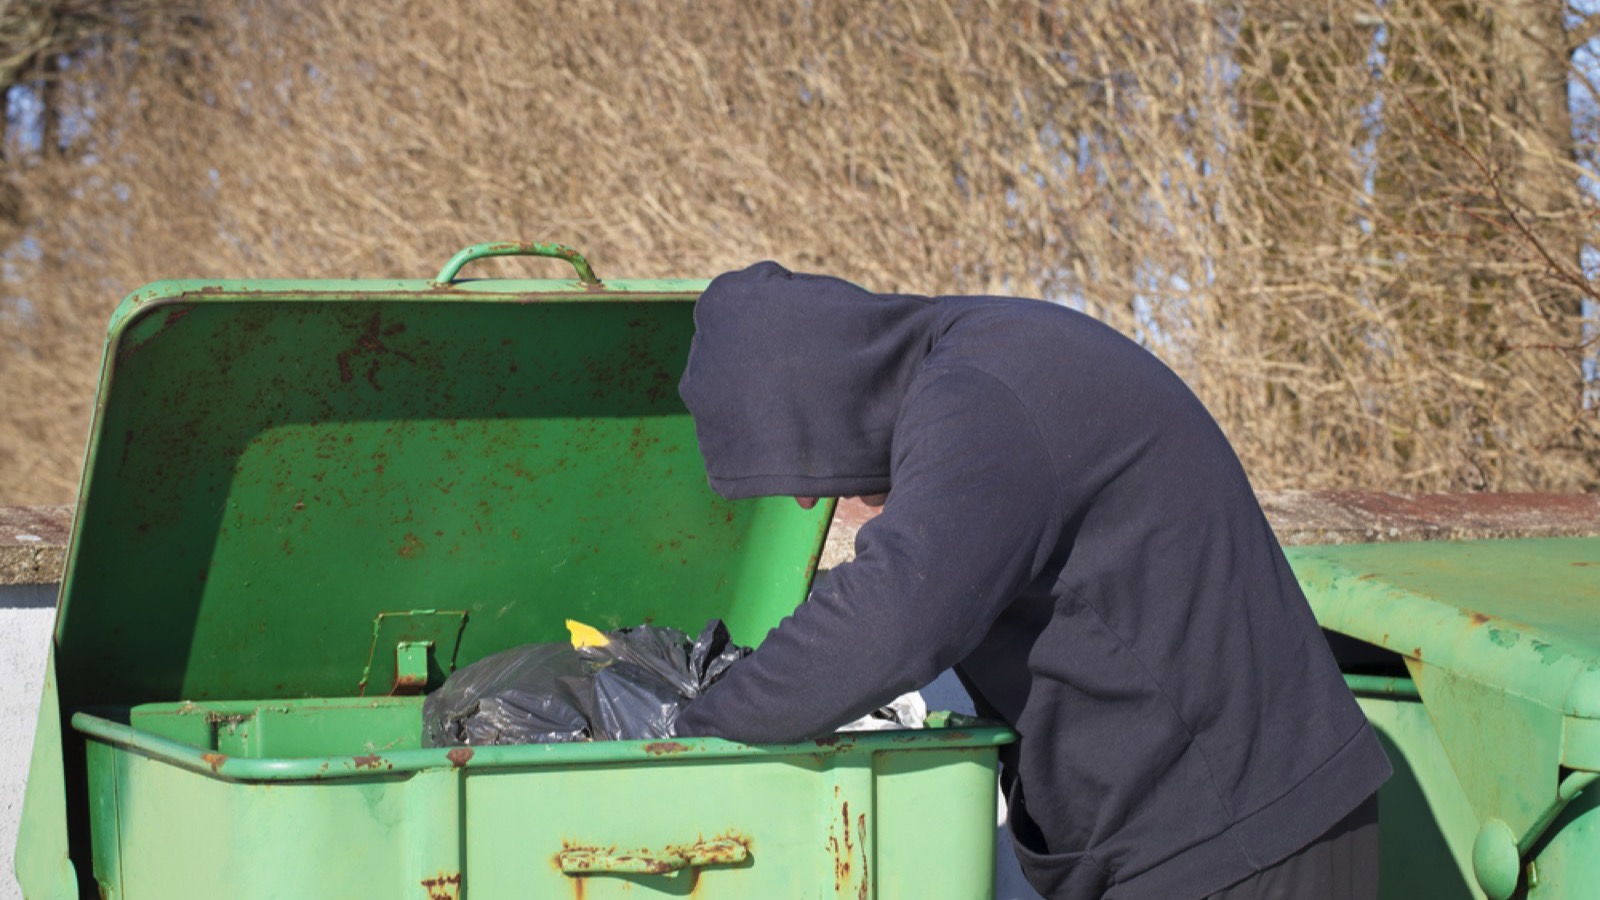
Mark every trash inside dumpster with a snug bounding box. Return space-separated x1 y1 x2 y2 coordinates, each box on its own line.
1293 537 1600 900
13 243 1015 900
422 618 747 745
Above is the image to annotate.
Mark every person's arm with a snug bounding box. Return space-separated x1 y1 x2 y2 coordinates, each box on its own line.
674 369 1064 743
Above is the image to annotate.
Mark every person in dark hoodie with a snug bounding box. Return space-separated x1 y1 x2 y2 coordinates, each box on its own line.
673 261 1391 900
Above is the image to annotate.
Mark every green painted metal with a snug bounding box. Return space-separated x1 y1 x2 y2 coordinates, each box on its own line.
1471 818 1520 900
358 610 467 696
17 243 1015 899
71 697 1008 898
13 649 78 900
393 641 433 692
71 700 1013 780
1291 538 1600 899
57 279 828 706
1355 694 1481 899
1344 673 1423 700
434 241 601 286
1292 538 1600 715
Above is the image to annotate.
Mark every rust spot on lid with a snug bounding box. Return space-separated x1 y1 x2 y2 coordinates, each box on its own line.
447 747 474 768
642 741 689 755
814 735 842 747
201 752 226 773
1468 612 1490 626
353 753 385 770
336 311 415 389
398 532 425 559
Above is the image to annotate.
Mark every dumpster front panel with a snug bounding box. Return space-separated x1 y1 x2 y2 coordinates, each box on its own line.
76 696 1009 899
93 752 467 900
465 746 1000 899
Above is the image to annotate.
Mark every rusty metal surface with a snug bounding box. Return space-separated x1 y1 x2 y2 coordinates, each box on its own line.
44 289 834 707
72 703 1014 782
557 835 750 875
420 872 461 900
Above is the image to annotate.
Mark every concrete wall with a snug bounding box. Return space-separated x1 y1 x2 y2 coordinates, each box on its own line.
1 585 53 900
7 493 1600 899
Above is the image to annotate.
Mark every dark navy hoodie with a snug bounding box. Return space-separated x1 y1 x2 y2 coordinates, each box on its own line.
674 262 1391 899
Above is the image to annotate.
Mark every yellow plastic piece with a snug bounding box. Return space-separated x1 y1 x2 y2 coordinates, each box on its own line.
565 619 610 649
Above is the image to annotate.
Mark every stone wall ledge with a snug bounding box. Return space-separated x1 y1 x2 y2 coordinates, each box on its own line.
822 490 1600 569
0 505 72 587
5 492 1598 587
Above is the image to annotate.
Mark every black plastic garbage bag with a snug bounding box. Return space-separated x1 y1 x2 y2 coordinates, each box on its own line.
424 619 749 747
427 642 594 745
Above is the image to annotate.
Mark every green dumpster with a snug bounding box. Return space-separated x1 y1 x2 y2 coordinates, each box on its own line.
14 243 1014 899
1291 537 1600 899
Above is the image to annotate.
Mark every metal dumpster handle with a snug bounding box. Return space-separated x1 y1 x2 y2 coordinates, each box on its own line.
558 838 749 875
434 241 601 286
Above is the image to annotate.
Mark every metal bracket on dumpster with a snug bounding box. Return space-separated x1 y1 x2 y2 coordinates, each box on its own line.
393 641 433 695
358 610 467 696
1406 658 1595 900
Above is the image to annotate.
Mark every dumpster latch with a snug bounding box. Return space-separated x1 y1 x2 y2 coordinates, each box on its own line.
393 641 433 695
358 610 467 696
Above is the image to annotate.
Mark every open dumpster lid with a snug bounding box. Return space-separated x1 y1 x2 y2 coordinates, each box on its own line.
51 242 835 707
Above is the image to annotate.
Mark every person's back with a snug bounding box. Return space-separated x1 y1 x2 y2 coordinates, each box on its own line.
674 262 1391 899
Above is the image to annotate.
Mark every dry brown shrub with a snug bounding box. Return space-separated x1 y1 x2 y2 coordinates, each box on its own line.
2 0 1597 504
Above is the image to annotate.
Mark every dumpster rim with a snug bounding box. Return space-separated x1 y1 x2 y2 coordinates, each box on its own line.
71 709 1017 783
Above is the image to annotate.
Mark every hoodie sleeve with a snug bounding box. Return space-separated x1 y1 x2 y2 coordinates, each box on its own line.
673 367 1064 743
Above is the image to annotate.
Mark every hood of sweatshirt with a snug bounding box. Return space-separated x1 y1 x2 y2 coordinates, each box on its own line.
677 261 944 500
